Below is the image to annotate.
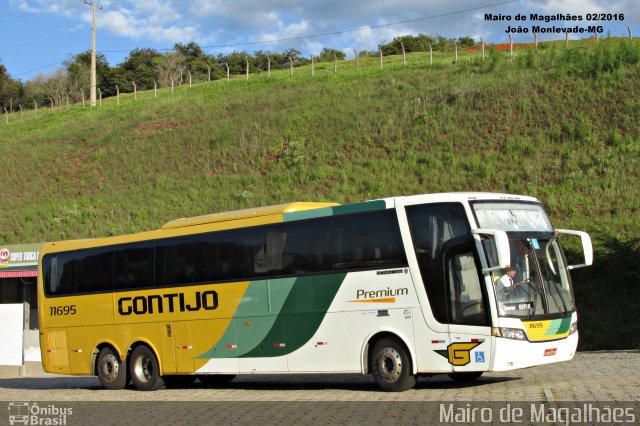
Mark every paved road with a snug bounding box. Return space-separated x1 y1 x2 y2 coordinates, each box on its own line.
0 352 637 425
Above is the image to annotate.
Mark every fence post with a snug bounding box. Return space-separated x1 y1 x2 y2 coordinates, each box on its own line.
116 85 120 106
595 30 599 43
207 65 211 82
49 98 54 110
267 56 271 77
628 26 632 39
153 81 157 98
565 33 569 47
98 88 102 106
534 32 539 49
19 105 23 122
428 43 433 65
311 55 315 77
245 58 249 81
379 47 383 68
226 63 230 81
188 71 192 87
353 49 359 70
480 38 485 60
289 56 293 77
509 34 513 57
401 41 406 66
453 41 458 64
333 53 337 73
133 81 137 100
81 89 85 107
171 78 174 93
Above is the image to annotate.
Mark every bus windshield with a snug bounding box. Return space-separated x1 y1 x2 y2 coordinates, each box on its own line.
471 201 575 319
490 237 575 319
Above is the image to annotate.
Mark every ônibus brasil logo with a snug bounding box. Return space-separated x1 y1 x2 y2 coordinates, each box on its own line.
7 402 72 425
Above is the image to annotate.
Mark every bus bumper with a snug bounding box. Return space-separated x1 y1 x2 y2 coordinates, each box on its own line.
491 331 578 371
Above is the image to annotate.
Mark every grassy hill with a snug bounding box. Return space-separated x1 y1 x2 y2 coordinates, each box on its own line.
1 39 638 350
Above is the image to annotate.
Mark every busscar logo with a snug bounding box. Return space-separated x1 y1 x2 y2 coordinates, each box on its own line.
118 290 218 315
7 402 72 425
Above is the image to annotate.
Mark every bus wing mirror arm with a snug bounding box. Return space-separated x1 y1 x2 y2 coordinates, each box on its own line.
556 229 593 269
472 229 511 273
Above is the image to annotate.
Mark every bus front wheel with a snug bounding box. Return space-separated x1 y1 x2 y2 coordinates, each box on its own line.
371 338 417 392
129 345 165 391
96 347 128 390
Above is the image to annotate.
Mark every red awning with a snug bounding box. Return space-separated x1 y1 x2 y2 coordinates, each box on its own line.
0 270 38 278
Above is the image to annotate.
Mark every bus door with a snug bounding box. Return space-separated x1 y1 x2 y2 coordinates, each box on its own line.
442 241 493 373
406 202 492 372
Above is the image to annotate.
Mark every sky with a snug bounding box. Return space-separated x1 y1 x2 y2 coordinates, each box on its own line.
1 0 638 81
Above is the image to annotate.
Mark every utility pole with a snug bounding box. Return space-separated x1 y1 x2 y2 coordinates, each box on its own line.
84 1 102 107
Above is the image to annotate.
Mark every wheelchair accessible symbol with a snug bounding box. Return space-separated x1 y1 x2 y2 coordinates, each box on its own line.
475 351 485 363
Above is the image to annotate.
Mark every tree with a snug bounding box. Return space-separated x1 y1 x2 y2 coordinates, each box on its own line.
457 36 476 48
318 48 346 62
65 51 115 98
174 42 217 82
153 52 186 87
113 48 161 90
0 59 26 111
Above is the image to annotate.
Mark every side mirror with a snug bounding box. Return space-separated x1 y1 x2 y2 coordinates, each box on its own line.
556 229 593 269
473 229 511 273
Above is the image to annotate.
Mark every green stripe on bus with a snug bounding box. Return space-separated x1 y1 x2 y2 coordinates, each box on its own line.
239 273 346 358
196 278 297 359
544 317 572 336
283 200 387 222
330 200 387 216
284 207 334 222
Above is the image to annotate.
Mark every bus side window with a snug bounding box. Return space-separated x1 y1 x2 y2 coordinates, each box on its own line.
76 248 114 293
333 210 406 270
406 203 471 324
114 242 154 290
46 252 76 296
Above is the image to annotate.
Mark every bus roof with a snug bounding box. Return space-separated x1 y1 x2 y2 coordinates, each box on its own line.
162 202 340 229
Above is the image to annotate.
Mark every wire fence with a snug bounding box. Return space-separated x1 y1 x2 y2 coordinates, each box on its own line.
2 31 637 127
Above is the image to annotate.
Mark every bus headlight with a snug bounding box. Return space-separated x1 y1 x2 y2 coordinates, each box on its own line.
569 321 578 335
494 327 527 341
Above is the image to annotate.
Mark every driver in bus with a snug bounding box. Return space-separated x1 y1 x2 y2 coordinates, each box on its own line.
496 265 526 297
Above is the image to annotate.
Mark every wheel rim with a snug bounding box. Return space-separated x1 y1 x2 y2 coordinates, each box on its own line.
133 354 154 384
377 347 402 382
100 353 120 383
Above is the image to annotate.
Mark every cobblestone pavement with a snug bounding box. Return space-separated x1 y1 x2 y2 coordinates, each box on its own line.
0 351 638 402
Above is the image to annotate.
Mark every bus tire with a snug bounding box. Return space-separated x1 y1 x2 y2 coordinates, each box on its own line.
129 345 165 391
447 372 483 382
371 338 416 392
96 347 128 390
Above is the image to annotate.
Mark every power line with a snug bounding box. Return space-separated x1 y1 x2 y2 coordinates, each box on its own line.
11 0 516 77
100 0 517 53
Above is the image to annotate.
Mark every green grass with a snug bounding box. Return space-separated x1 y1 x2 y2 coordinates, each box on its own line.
1 38 639 350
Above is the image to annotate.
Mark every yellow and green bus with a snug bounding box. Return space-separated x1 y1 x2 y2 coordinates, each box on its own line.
38 193 592 391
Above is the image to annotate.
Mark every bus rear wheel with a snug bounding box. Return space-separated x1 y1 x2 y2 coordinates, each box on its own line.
371 338 416 392
129 345 165 391
96 347 128 390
